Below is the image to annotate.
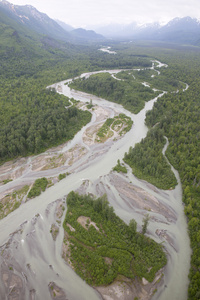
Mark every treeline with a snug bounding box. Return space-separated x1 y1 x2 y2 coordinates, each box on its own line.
0 82 91 162
119 68 185 92
124 46 200 299
145 84 200 299
63 192 167 286
124 128 177 189
1 30 165 164
70 72 160 113
88 51 152 69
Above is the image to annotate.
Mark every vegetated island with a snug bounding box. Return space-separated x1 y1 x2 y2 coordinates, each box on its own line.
69 72 160 114
62 192 167 300
124 127 178 190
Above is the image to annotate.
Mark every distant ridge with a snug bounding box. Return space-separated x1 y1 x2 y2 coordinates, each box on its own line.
94 16 200 45
70 28 104 41
0 0 71 41
55 19 74 32
1 1 200 46
0 0 106 43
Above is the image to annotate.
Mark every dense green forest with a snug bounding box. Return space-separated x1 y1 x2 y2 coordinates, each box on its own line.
1 9 200 297
0 82 91 161
124 128 177 189
1 11 157 163
69 59 185 114
116 43 200 300
69 72 160 113
63 192 167 286
145 88 200 300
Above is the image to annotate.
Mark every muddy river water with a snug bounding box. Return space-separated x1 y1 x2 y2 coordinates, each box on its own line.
0 61 191 300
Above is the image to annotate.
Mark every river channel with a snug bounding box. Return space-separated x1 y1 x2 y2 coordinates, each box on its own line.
0 61 191 300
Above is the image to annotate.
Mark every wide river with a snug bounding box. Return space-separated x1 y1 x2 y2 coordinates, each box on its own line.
0 61 191 300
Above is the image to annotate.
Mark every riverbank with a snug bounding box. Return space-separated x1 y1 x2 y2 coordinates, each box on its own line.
0 63 191 300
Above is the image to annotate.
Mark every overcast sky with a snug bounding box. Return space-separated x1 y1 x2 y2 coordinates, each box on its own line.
9 0 200 28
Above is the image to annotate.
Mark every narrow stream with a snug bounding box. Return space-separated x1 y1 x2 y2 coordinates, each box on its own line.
0 62 191 300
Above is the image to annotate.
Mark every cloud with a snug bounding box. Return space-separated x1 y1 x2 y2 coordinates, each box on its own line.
10 0 200 27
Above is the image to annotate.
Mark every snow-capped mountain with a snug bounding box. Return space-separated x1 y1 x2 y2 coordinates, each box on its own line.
93 17 200 45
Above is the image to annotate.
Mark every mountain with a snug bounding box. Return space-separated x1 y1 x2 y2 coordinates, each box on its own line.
55 19 74 32
55 19 105 43
0 1 106 44
69 28 104 42
1 0 200 46
92 22 139 38
94 22 160 38
0 0 71 42
94 17 200 45
155 17 200 44
0 1 86 81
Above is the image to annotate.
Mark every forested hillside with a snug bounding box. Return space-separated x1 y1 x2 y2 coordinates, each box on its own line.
1 5 169 163
1 6 147 163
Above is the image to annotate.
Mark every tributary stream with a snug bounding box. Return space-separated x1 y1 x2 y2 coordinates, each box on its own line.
0 61 191 300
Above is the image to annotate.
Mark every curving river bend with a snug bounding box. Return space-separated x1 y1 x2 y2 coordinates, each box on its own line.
0 61 191 300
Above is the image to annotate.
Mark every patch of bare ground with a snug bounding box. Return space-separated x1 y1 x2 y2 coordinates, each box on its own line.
56 201 65 219
31 153 67 171
0 231 26 300
62 232 164 300
48 282 68 300
66 223 75 232
50 224 59 241
95 269 164 300
77 216 100 231
83 106 111 145
62 232 74 270
156 229 178 252
83 123 102 145
75 180 90 195
50 200 66 241
62 211 165 300
0 185 30 219
0 104 113 183
2 267 24 300
94 106 111 122
30 144 88 171
109 173 176 223
0 157 28 181
67 145 88 166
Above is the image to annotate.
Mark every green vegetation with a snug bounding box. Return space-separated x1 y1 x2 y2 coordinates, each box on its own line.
58 173 67 181
27 177 50 198
50 224 59 241
145 79 200 299
1 10 200 296
96 114 133 142
1 179 13 185
113 159 127 174
119 67 185 92
70 72 160 113
86 99 94 109
0 83 92 163
0 14 157 165
124 127 177 190
63 192 167 286
0 185 29 219
96 118 114 141
116 42 200 299
142 214 150 235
